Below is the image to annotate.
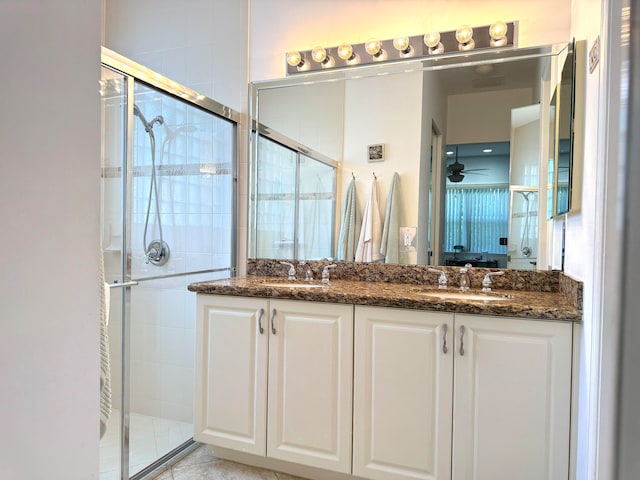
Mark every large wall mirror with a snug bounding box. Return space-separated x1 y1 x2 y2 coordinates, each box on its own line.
249 43 574 270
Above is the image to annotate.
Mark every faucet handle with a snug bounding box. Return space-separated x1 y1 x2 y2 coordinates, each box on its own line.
428 268 448 289
280 261 296 281
481 271 504 292
321 264 337 285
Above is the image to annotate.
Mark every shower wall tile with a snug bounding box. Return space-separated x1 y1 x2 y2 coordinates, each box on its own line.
159 289 188 329
161 48 189 87
186 44 216 85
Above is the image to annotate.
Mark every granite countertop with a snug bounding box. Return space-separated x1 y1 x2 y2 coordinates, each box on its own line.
188 275 582 322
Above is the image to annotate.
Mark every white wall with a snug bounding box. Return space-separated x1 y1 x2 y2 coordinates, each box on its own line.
566 0 624 479
249 0 572 81
259 82 345 161
446 88 534 144
342 71 424 265
0 2 101 479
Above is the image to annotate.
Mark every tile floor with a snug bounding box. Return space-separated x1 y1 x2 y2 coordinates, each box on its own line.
150 445 308 480
100 409 193 480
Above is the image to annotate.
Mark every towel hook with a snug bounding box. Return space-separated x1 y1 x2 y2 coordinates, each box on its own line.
372 172 377 180
352 172 355 180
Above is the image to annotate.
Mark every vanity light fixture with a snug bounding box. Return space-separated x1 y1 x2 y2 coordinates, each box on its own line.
284 21 517 75
424 32 445 54
489 20 509 47
456 25 475 51
393 36 413 55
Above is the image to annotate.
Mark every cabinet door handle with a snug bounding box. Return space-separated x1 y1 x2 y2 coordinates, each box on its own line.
460 325 466 356
442 324 448 354
271 308 277 335
257 308 264 334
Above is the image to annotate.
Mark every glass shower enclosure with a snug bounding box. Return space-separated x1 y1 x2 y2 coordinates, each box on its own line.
100 48 239 480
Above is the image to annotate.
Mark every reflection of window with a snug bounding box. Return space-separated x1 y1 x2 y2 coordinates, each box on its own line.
444 186 509 254
254 135 336 260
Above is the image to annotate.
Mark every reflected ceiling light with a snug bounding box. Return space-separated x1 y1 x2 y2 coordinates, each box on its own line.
365 38 384 58
446 150 454 155
393 36 412 55
483 148 493 153
286 51 305 68
337 42 358 62
489 20 508 47
424 32 444 54
456 25 475 51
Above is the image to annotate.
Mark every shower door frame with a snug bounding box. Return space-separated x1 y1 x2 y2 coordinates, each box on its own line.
101 46 241 480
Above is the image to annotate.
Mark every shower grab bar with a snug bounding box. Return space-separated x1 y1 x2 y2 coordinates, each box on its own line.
107 281 139 289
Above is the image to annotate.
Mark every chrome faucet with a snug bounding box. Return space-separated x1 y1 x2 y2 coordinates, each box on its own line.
321 264 337 285
427 268 448 289
482 271 504 292
459 263 472 291
280 261 296 281
300 261 314 281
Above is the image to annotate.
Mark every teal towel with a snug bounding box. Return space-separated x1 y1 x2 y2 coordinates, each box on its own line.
337 177 361 261
381 172 401 263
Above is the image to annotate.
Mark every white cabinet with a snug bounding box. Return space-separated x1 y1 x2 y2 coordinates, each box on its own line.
196 295 573 480
452 314 572 480
195 295 353 473
353 306 454 480
194 295 268 455
353 307 572 480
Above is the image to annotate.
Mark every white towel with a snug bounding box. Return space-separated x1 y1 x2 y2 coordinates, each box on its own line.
355 178 384 262
337 177 361 261
99 244 112 439
381 172 401 263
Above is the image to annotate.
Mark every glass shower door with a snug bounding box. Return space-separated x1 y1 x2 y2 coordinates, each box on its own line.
100 50 238 480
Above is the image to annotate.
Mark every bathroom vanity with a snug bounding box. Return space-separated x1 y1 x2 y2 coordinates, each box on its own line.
188 264 581 480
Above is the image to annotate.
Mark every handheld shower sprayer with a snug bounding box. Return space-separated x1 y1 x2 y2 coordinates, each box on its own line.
134 104 170 266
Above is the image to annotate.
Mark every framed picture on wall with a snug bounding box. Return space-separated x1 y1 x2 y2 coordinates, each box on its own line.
367 143 385 162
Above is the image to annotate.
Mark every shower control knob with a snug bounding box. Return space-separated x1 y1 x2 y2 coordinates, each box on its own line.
145 240 170 266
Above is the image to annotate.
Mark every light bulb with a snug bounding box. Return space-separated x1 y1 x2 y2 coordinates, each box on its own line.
286 51 304 68
489 21 508 40
393 36 412 54
311 46 328 63
337 43 356 61
458 38 475 51
365 38 383 57
423 32 441 48
490 37 508 47
455 25 474 44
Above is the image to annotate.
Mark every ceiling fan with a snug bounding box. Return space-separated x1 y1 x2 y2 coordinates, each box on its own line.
446 159 488 183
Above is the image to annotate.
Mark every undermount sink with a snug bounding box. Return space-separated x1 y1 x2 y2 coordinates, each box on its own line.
420 290 512 301
261 281 325 289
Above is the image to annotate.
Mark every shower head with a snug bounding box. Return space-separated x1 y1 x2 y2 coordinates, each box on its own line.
133 104 165 133
517 191 535 201
163 123 197 140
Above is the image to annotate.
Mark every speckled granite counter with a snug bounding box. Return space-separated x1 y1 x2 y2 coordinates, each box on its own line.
188 275 582 322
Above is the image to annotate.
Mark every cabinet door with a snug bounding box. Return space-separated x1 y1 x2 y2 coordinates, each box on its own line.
353 306 454 480
452 314 572 480
267 300 353 473
194 295 268 455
